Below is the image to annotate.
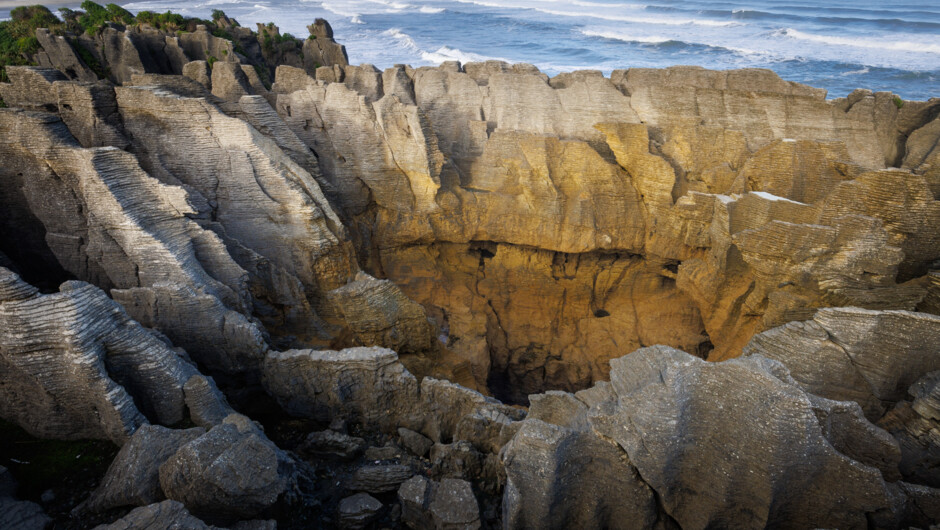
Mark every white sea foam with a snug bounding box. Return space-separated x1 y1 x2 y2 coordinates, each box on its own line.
840 67 871 76
581 30 673 44
533 6 741 26
421 45 495 63
419 6 444 13
384 27 421 51
775 28 940 55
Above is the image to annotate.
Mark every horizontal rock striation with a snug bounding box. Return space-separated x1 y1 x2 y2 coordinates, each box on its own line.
0 267 231 444
271 58 940 396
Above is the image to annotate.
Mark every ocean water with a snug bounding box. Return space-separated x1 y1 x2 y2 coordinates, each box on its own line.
3 0 939 99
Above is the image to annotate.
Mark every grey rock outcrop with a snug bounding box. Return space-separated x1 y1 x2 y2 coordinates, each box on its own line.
502 345 929 529
744 308 940 420
0 268 216 444
261 346 523 452
158 420 294 524
0 108 267 375
337 493 381 530
302 19 348 73
346 464 413 494
877 370 940 487
297 430 366 460
398 476 481 530
85 425 206 512
93 500 211 530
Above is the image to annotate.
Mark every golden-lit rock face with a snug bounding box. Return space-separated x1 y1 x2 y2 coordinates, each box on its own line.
271 63 940 399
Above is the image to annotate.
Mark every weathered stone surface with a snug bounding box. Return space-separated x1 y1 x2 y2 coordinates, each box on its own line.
303 19 348 73
337 493 381 530
326 272 436 355
93 500 210 530
273 56 939 394
397 476 480 530
211 61 252 101
159 420 292 524
346 464 412 494
86 425 206 512
115 85 357 342
0 66 66 111
262 346 524 455
503 346 921 529
427 479 480 530
34 29 97 82
182 61 211 89
297 430 366 460
54 80 128 149
0 268 208 444
398 427 433 457
744 308 940 420
502 415 660 530
262 347 419 430
0 108 267 375
875 370 940 488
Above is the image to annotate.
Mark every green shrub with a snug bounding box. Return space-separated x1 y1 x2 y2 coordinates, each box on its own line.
0 97 7 108
212 28 233 40
72 38 109 79
253 63 271 90
207 55 218 69
893 95 904 109
135 10 185 31
0 5 64 82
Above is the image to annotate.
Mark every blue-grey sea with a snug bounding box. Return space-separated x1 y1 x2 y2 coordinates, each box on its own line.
3 0 939 99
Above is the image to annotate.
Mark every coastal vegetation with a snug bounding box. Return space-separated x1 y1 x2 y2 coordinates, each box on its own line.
1 3 311 83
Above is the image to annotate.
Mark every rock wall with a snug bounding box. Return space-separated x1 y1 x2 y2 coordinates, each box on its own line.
273 59 940 397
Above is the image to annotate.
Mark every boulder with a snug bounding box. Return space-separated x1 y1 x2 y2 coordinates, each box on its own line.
337 493 382 530
297 430 366 460
346 464 413 494
397 476 480 530
398 428 433 458
93 500 210 530
159 421 292 524
85 425 205 512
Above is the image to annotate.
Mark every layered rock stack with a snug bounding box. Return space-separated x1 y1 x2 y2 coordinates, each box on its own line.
0 9 939 529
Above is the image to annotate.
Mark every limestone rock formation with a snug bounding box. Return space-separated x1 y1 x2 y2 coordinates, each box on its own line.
158 420 294 524
85 425 207 512
93 500 212 530
744 308 940 419
503 346 932 529
262 346 524 452
0 268 227 444
272 56 940 395
398 475 481 530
